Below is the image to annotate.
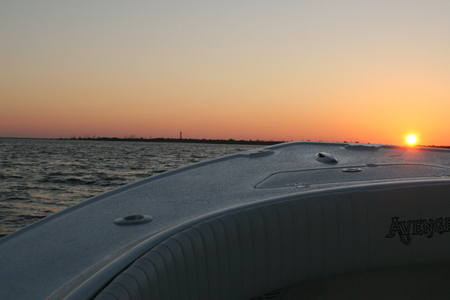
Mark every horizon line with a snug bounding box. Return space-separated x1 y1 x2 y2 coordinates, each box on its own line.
2 136 450 148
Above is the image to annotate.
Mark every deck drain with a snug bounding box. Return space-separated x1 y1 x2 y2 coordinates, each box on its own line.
114 215 153 225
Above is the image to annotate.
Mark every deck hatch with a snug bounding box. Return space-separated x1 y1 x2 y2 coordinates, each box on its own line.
255 164 450 189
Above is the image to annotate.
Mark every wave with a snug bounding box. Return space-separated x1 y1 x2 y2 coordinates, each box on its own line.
17 215 46 220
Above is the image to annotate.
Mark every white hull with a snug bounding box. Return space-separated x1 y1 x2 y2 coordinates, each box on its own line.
2 142 450 299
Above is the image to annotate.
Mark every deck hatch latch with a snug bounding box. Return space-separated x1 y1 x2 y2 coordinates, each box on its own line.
314 152 339 163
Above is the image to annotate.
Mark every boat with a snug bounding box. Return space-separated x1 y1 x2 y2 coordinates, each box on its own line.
2 141 450 299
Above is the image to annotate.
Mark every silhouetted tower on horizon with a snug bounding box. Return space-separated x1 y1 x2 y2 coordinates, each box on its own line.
180 131 182 139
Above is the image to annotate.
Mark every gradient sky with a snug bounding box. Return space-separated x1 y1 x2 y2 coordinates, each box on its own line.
1 1 449 145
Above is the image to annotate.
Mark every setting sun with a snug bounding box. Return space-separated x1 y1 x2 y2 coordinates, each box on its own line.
406 135 418 145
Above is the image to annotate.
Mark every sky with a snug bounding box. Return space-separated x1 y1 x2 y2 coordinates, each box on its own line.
1 1 449 145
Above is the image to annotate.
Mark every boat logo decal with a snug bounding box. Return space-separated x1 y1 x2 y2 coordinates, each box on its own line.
385 217 449 245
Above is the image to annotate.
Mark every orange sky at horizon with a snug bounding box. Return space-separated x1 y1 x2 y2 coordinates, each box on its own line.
1 1 450 146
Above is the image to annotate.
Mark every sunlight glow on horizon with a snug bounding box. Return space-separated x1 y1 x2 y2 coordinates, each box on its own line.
406 134 418 146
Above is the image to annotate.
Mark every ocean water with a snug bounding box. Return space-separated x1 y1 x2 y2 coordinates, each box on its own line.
0 139 260 238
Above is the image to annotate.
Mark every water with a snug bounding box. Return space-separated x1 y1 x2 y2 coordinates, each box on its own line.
0 139 260 239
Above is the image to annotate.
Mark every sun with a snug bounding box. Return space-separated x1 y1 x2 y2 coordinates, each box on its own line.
406 134 418 145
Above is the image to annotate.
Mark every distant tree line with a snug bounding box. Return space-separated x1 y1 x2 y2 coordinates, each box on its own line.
65 136 285 146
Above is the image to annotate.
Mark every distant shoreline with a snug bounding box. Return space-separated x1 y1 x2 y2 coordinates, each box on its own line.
65 137 287 146
0 136 286 146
